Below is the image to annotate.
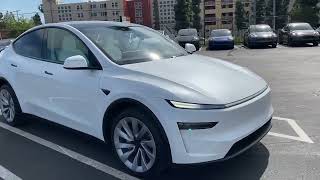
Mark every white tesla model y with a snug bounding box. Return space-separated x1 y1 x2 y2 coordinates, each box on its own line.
0 21 273 177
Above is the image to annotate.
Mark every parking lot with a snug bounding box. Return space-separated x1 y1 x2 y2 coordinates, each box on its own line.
1 44 320 180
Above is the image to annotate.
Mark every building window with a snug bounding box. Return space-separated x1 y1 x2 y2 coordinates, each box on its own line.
222 5 226 8
228 4 233 8
134 2 142 9
135 10 142 17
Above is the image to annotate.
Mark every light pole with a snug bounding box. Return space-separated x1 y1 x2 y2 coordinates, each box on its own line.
273 0 276 30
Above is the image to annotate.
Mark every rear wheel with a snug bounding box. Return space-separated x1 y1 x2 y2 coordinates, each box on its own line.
111 107 170 177
287 37 293 46
272 43 277 48
0 84 23 126
313 41 318 46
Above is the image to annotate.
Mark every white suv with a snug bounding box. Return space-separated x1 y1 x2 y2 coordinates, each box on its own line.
0 21 273 177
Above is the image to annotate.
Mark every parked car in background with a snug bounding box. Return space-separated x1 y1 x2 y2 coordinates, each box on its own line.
0 39 14 50
208 29 234 50
175 28 200 50
243 24 278 48
279 23 319 46
0 21 273 177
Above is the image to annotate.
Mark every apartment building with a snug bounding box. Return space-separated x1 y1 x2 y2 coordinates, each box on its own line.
203 0 251 37
42 0 125 23
156 0 176 30
125 0 153 27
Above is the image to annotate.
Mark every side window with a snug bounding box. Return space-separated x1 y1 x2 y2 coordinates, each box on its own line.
46 28 91 64
13 29 44 59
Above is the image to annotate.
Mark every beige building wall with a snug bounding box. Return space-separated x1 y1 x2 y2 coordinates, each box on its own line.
203 0 251 37
42 0 124 23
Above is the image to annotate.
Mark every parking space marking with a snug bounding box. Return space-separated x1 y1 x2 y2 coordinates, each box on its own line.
268 116 314 144
0 165 22 180
0 122 139 180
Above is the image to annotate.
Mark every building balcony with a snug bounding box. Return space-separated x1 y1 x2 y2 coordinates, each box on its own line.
205 9 216 14
204 17 216 22
204 1 215 6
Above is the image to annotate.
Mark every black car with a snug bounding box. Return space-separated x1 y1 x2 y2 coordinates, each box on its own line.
175 28 200 50
279 23 319 46
243 24 278 48
208 29 234 50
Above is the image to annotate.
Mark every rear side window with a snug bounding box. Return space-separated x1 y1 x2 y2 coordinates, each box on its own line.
13 29 44 59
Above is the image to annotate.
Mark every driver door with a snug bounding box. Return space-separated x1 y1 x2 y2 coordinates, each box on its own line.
39 27 105 135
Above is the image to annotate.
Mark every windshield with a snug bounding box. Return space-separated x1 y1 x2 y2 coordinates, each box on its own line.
250 25 272 32
211 30 231 37
77 26 188 65
289 24 313 31
178 29 197 36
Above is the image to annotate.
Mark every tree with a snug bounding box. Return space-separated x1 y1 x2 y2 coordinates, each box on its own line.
235 0 248 30
175 0 192 30
1 12 35 37
265 0 290 29
191 0 201 31
256 0 267 24
32 13 42 25
153 0 160 30
291 0 319 27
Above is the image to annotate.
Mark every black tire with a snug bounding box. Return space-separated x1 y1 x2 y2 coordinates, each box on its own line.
313 42 318 46
110 107 170 177
0 84 23 126
272 43 277 48
247 42 254 49
287 37 293 47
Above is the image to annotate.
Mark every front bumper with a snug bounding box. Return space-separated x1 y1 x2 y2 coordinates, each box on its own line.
249 37 277 45
291 35 319 43
150 87 273 164
209 40 234 48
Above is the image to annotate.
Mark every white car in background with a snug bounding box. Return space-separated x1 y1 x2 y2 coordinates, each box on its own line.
0 21 273 177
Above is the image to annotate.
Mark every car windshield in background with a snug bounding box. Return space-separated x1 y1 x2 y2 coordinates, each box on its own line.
76 26 188 65
178 29 197 36
250 26 272 32
289 24 313 31
211 30 231 37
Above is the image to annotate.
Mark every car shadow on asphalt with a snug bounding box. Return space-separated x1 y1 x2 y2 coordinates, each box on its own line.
0 116 270 180
149 143 269 180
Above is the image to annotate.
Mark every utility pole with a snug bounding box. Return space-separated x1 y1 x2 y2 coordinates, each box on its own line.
273 0 276 30
11 10 20 19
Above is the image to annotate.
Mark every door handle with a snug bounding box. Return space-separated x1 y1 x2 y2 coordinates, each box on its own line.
44 71 53 75
11 64 17 67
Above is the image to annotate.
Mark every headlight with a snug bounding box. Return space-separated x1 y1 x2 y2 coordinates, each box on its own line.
249 34 257 38
166 100 225 110
290 32 298 36
314 32 319 36
228 36 234 41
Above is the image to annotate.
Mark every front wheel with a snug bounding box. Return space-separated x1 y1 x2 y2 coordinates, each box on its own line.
313 42 318 46
0 84 23 126
272 43 277 48
111 108 170 177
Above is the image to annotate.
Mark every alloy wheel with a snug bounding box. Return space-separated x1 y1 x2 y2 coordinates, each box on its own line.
0 89 15 122
113 117 156 173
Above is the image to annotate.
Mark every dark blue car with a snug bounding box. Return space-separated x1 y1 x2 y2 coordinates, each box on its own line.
208 29 234 50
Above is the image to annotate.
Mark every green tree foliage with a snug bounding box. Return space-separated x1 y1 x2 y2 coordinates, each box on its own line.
0 12 35 38
32 13 42 26
175 0 192 30
265 0 290 29
256 0 267 24
291 0 319 27
191 0 201 31
153 0 160 30
235 0 248 30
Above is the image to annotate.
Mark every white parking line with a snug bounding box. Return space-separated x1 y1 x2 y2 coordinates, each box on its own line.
0 165 22 180
0 122 139 180
268 116 314 144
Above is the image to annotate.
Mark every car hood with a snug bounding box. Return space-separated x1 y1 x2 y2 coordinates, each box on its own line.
175 35 199 42
252 32 275 37
210 36 233 41
291 30 316 35
123 54 267 104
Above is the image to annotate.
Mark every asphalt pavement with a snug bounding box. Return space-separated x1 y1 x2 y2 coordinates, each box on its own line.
0 44 320 180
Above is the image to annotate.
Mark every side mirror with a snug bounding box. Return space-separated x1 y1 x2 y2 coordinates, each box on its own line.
63 55 88 69
185 43 197 54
